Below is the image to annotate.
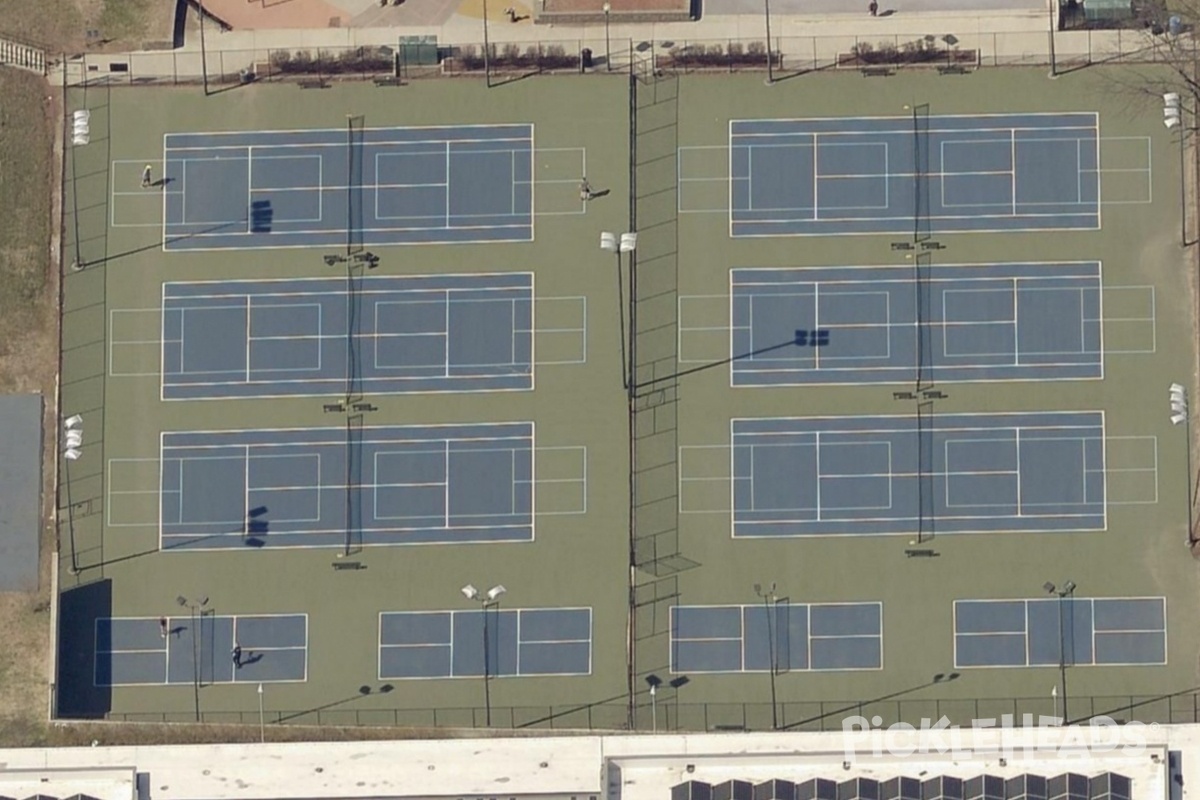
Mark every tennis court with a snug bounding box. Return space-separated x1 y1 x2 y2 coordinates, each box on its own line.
55 68 1197 730
161 274 534 399
159 423 534 550
729 262 1102 386
161 124 534 250
953 597 1166 668
730 113 1100 236
669 602 883 673
94 613 308 686
732 411 1107 537
378 607 592 679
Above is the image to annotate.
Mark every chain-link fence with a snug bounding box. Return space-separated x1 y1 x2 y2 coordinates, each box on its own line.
96 690 1200 730
59 26 1179 87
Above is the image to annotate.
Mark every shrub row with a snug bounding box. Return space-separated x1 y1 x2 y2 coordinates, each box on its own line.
450 44 578 71
268 48 396 74
844 38 975 65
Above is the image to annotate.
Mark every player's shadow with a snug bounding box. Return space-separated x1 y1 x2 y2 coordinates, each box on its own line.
150 177 175 189
589 188 611 200
241 652 265 666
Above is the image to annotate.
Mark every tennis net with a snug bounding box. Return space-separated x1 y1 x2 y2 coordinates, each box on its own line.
911 103 931 244
915 400 936 544
347 114 365 257
342 413 364 556
914 252 934 392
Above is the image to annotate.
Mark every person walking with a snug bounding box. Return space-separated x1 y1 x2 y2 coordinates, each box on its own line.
232 644 242 670
159 617 169 639
580 177 592 202
141 164 153 188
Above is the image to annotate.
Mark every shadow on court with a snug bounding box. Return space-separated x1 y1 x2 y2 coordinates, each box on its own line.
56 578 114 718
250 200 273 233
71 513 273 573
78 218 247 269
779 672 960 731
275 683 395 724
516 689 633 728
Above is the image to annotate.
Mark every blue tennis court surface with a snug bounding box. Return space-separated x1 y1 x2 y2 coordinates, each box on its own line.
162 274 533 400
378 607 591 679
730 113 1099 236
163 125 533 250
954 597 1166 668
159 423 533 550
732 412 1106 537
731 262 1102 386
670 603 882 673
94 613 307 686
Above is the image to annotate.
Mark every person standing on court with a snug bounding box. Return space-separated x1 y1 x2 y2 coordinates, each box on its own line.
580 177 592 202
141 164 153 188
159 616 169 639
232 644 242 670
868 0 878 14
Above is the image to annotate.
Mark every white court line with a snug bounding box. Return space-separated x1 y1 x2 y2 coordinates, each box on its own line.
1106 435 1158 505
1097 135 1152 205
165 132 533 151
106 457 161 528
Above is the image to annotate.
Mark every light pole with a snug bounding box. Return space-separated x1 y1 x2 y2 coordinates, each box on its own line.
176 594 209 722
1171 383 1194 545
600 231 638 393
62 415 83 574
602 2 612 71
645 674 662 732
257 683 265 742
198 0 210 95
1047 0 1057 78
1043 580 1075 725
1165 94 1186 246
461 583 506 726
482 0 493 86
763 0 774 83
753 582 779 730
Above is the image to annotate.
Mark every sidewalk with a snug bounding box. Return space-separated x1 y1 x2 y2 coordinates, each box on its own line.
54 6 1153 84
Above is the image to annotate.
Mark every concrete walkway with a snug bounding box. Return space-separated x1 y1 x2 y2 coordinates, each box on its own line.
54 3 1161 84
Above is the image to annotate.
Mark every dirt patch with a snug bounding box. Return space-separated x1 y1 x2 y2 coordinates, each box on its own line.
1 0 177 53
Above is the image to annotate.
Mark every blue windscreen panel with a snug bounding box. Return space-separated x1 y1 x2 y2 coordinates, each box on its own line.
954 597 1166 668
670 602 882 673
378 607 592 679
